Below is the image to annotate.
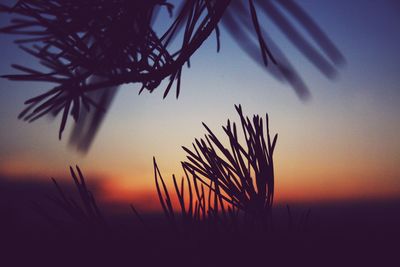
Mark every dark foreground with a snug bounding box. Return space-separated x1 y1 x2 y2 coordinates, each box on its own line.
1 200 399 267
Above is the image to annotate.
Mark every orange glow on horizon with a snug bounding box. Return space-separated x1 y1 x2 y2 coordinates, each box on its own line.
1 156 399 213
97 171 400 213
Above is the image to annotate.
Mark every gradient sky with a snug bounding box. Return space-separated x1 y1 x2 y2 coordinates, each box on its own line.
1 0 399 211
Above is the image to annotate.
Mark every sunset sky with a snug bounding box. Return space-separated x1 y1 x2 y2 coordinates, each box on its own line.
0 0 399 211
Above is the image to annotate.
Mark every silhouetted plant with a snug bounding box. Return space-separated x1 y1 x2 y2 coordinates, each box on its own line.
182 104 277 226
0 0 343 148
154 158 243 232
154 105 277 229
35 166 107 229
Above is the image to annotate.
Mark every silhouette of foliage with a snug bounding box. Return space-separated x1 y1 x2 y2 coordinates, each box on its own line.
35 165 107 229
154 157 241 232
154 105 277 229
183 105 276 219
0 0 343 147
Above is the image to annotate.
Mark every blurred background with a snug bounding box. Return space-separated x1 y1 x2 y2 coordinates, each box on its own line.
0 0 399 213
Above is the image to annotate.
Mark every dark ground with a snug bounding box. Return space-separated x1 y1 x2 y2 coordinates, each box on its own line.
1 176 399 267
1 202 399 267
